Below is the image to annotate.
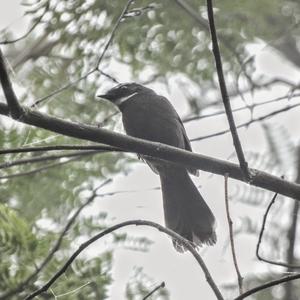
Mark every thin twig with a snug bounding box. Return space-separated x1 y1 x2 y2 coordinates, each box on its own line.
25 220 224 300
0 180 111 300
31 69 95 107
256 192 300 268
224 174 243 294
95 0 134 68
183 93 300 124
31 0 133 107
0 154 95 180
206 0 250 181
143 282 165 300
233 273 300 300
191 102 300 142
0 150 101 170
0 144 122 155
0 1 50 45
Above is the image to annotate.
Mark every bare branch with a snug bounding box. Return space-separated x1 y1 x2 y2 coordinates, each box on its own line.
95 0 134 68
0 150 101 170
0 144 121 155
255 193 300 268
224 174 243 294
183 93 300 124
191 102 300 142
206 0 250 181
31 0 133 107
25 220 224 300
143 282 165 300
0 155 92 180
0 1 50 45
0 48 24 118
233 273 300 300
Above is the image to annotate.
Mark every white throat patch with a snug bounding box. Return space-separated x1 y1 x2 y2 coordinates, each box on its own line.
115 92 138 106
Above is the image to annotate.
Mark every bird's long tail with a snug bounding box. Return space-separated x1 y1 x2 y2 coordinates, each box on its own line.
159 167 216 252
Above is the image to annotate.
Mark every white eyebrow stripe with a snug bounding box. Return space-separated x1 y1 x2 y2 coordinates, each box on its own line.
115 92 138 106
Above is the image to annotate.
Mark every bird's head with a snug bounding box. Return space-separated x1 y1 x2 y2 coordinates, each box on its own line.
97 83 153 106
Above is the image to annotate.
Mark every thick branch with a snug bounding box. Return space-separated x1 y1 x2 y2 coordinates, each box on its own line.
0 102 299 200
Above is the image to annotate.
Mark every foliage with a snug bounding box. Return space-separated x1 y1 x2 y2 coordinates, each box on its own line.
8 0 299 112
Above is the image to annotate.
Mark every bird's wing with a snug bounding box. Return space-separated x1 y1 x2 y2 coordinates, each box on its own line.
178 117 199 176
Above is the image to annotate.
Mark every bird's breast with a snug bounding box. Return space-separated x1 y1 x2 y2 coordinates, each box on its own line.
121 97 185 149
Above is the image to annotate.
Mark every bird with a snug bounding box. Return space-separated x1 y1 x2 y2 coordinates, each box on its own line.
98 83 216 251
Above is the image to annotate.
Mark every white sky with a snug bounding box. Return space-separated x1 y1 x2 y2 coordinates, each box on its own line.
1 2 300 300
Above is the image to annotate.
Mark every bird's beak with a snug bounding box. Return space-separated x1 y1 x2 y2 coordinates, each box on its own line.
97 93 114 102
97 94 108 99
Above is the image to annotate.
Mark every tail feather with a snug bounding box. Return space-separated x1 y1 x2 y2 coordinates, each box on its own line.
159 168 216 252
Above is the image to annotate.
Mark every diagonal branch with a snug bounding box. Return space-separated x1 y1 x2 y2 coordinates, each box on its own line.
25 220 224 300
0 157 82 180
233 273 300 300
31 0 133 107
206 0 250 181
143 282 165 300
0 48 24 118
0 150 101 170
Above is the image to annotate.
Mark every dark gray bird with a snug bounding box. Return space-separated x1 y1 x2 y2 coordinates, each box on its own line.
98 83 216 251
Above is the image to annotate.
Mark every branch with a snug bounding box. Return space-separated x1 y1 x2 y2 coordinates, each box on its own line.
0 53 300 199
0 102 299 200
0 49 24 118
0 150 101 170
0 180 111 300
191 102 300 142
0 157 81 180
0 144 121 155
31 0 133 107
233 273 300 300
25 220 224 300
143 282 165 300
224 174 243 294
0 1 50 45
183 93 300 124
206 0 250 181
256 193 300 268
95 0 134 68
